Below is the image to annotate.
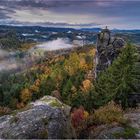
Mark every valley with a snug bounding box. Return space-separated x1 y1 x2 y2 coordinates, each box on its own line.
0 26 140 139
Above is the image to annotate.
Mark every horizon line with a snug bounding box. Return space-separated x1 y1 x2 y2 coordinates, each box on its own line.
0 24 140 31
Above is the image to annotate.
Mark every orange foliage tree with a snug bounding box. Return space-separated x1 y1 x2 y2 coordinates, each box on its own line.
20 88 32 104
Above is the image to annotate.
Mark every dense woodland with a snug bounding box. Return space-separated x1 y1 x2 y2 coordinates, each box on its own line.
0 42 139 110
0 31 140 138
0 46 95 110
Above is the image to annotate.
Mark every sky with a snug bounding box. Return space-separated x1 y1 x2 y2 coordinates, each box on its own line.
0 0 140 29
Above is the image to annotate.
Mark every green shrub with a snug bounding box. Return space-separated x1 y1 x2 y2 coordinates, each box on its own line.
92 101 125 124
113 126 138 139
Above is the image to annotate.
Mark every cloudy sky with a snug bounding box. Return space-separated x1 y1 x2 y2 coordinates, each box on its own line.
0 0 140 29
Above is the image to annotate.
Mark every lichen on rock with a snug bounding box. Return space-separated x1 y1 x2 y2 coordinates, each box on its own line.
0 96 75 139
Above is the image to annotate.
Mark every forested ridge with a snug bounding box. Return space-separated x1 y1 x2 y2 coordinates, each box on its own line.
0 30 140 139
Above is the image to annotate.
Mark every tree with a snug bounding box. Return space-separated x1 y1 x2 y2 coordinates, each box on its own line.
62 79 73 102
64 53 80 76
20 88 32 104
82 79 93 92
95 44 138 108
39 76 56 97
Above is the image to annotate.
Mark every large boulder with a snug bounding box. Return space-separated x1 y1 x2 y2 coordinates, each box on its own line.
0 96 76 139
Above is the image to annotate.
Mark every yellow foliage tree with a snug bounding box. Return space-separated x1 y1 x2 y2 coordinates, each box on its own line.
20 88 32 103
82 79 93 92
79 57 88 70
64 53 80 75
30 84 39 93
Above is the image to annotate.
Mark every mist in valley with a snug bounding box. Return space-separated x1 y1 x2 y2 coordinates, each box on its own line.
0 38 75 73
36 38 73 51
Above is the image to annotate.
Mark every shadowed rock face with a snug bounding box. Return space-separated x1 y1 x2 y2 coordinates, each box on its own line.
0 96 76 139
94 28 125 78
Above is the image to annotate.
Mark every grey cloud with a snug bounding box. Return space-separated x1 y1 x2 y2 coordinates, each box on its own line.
0 0 140 29
0 8 12 19
1 0 139 16
0 20 100 28
0 0 80 9
38 22 100 27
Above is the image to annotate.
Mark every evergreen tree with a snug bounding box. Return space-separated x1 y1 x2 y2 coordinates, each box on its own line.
62 79 73 99
95 44 138 108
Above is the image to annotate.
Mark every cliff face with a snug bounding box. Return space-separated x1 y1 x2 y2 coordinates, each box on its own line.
94 28 125 78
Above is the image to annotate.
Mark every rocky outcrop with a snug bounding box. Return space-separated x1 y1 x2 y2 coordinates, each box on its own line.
128 93 140 107
94 27 125 78
125 107 140 139
0 96 76 139
89 124 125 139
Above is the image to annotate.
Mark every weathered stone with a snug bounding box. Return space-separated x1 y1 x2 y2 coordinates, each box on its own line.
124 107 140 139
0 96 76 139
98 28 111 46
128 93 140 107
97 126 124 139
89 124 125 139
112 37 125 49
94 28 126 78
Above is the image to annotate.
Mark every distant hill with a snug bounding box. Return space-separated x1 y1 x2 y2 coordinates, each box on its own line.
80 28 101 32
0 25 140 45
0 25 77 33
112 29 140 33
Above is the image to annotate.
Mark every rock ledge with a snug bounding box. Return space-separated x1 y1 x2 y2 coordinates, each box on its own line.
0 96 75 139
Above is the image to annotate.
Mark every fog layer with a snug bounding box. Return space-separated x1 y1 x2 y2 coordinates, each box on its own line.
36 38 73 51
0 38 74 72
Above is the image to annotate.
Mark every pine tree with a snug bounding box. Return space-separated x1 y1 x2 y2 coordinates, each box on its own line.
95 44 138 108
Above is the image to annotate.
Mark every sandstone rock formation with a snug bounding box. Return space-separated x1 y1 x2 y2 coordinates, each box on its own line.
94 27 125 78
0 96 76 139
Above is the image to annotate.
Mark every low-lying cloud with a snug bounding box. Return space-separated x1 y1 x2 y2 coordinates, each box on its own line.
0 38 74 72
36 38 73 51
0 50 9 59
0 59 19 71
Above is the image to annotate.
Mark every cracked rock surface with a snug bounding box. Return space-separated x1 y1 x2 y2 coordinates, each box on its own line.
0 96 75 139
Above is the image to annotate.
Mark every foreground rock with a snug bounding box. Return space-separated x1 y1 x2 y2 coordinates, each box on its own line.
0 96 76 139
89 124 125 139
125 107 140 139
88 108 140 139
